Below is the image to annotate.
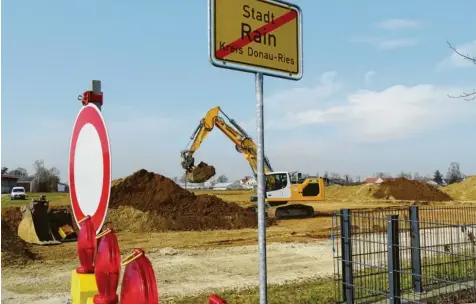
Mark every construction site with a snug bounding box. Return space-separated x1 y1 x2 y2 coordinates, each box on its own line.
2 171 475 303
2 0 475 302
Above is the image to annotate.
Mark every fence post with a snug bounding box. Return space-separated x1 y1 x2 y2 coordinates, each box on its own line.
409 206 423 293
340 209 354 303
387 215 401 304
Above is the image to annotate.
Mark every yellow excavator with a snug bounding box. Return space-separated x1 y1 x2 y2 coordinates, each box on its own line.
181 106 325 219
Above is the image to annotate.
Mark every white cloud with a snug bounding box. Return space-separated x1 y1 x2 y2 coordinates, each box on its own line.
377 38 418 50
376 19 420 30
437 40 476 69
262 72 476 142
351 37 418 51
266 71 342 111
364 71 376 86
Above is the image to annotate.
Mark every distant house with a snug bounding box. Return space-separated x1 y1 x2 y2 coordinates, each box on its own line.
17 176 36 192
57 182 69 192
240 176 257 189
177 182 206 190
212 182 234 190
363 177 395 184
1 174 19 193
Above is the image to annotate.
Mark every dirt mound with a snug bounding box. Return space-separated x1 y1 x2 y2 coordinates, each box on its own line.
108 169 263 231
372 178 453 201
186 161 216 183
442 176 476 201
1 220 39 265
326 184 378 201
2 206 23 228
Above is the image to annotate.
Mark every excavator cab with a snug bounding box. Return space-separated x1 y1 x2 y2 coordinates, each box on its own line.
265 172 292 202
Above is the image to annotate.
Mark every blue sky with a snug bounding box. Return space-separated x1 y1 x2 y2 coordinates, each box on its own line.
2 0 475 182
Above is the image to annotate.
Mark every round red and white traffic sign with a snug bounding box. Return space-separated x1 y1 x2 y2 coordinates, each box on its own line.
69 104 111 234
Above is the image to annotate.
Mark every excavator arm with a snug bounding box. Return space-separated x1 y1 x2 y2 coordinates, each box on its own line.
181 106 273 183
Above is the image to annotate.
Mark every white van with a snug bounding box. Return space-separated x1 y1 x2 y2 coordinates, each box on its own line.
10 186 26 200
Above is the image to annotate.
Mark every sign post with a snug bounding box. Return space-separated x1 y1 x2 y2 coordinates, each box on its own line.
208 1 303 302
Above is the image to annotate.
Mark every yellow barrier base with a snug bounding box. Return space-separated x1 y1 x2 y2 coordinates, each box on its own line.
70 270 98 304
86 297 94 304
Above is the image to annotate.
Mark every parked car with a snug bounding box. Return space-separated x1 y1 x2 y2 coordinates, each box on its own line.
10 186 26 200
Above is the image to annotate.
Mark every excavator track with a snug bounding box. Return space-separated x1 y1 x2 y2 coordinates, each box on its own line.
275 204 314 220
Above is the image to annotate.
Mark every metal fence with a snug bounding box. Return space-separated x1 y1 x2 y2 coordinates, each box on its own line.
332 206 476 304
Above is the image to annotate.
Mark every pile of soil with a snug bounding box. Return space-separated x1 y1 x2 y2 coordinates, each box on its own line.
326 184 378 201
372 178 453 201
442 176 476 201
2 206 23 228
1 220 39 265
108 169 265 232
186 161 216 183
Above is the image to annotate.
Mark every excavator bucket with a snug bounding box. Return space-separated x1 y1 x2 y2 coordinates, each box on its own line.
17 200 61 245
186 162 216 183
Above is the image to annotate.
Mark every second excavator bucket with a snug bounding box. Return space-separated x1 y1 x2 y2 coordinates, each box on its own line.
17 200 62 245
186 162 216 183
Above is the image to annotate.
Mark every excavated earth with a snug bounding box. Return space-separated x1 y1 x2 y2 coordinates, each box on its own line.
106 169 267 232
372 178 453 201
186 161 216 183
1 220 39 265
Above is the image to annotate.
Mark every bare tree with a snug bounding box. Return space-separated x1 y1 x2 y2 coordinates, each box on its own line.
412 172 423 181
447 41 476 101
343 174 353 185
375 172 391 178
179 174 187 183
32 160 60 192
446 161 463 184
398 172 412 179
9 167 29 179
217 174 229 183
1 167 8 174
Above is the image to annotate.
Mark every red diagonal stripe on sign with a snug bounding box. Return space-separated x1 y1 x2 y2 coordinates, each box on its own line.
215 9 297 59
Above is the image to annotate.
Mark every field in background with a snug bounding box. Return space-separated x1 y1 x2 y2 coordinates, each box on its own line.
1 192 70 207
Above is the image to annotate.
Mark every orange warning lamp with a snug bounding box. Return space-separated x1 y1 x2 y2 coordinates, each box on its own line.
93 227 121 304
76 215 97 274
120 249 159 304
209 294 228 303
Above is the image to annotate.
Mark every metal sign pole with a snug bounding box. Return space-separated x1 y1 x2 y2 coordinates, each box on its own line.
255 71 268 303
91 80 102 111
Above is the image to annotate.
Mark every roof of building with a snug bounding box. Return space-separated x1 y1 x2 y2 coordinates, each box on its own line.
363 177 378 183
1 174 19 180
364 177 395 184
